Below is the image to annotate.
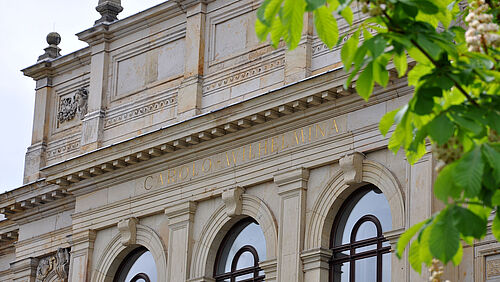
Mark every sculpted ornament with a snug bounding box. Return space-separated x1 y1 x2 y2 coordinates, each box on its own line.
35 248 70 282
57 87 88 123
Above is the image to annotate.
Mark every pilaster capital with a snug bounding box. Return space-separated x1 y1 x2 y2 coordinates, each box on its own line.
383 227 405 249
301 248 332 272
165 201 197 225
259 258 277 281
68 230 97 252
273 167 309 195
339 152 365 185
221 186 244 218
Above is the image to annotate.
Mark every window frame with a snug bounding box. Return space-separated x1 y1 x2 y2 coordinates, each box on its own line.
213 218 265 282
329 185 391 282
113 246 153 282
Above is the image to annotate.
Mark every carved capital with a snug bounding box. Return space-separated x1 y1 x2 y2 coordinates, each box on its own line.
339 152 365 185
222 187 244 217
117 217 138 246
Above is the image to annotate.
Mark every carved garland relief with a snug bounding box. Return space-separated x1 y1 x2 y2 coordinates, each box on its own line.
57 87 88 124
36 248 70 282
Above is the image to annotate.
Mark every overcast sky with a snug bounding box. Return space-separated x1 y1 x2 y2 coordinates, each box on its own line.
0 0 167 193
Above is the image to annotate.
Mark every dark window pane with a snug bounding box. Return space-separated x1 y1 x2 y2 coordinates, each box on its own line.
124 251 157 282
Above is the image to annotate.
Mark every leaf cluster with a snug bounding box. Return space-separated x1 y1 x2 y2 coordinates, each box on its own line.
257 0 500 273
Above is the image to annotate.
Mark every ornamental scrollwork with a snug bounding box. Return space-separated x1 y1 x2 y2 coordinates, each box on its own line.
57 87 88 124
35 248 70 282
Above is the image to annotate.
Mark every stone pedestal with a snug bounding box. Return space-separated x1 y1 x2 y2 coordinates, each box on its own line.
165 201 197 281
274 167 309 282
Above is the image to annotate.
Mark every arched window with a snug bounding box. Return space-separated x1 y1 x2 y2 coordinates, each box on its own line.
114 247 157 282
214 218 266 281
330 184 392 282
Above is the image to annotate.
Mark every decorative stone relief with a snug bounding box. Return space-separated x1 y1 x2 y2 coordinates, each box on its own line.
339 152 365 185
35 248 70 282
57 87 88 123
117 217 138 246
221 187 244 217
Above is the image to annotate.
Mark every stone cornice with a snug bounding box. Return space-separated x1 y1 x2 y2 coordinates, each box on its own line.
21 47 91 81
45 69 406 186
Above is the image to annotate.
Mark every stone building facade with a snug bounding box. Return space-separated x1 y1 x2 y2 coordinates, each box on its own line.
0 0 498 281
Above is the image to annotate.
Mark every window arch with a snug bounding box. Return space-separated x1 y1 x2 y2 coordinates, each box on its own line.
113 246 158 282
214 218 266 281
330 184 392 282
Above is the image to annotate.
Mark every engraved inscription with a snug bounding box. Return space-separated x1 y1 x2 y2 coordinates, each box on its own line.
138 116 347 191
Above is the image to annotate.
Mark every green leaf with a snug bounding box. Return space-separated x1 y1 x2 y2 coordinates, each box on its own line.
428 113 454 145
415 0 439 15
412 87 442 115
388 108 411 153
340 5 353 25
434 162 461 201
313 6 338 49
492 190 500 206
416 33 442 61
373 60 389 87
259 0 284 25
409 239 423 273
270 15 286 47
450 113 482 136
451 205 487 238
341 30 360 72
283 0 306 49
452 242 463 266
305 0 325 11
454 146 485 197
364 35 387 59
493 212 500 241
429 207 460 263
356 62 374 100
396 220 427 258
482 144 500 183
419 224 434 265
256 19 272 41
393 50 408 77
379 108 399 136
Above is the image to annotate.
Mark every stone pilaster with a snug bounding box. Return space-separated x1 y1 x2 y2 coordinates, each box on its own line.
81 39 110 152
24 77 52 183
177 1 207 119
67 230 96 282
284 14 313 84
10 257 38 282
165 201 197 281
301 248 332 282
273 167 309 282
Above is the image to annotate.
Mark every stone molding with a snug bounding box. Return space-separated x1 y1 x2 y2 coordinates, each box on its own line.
221 187 244 217
259 258 278 281
10 257 38 281
165 201 197 226
273 167 310 195
41 68 405 192
92 223 167 282
104 95 177 129
117 217 138 246
305 159 405 250
301 248 332 272
338 152 365 185
190 194 278 279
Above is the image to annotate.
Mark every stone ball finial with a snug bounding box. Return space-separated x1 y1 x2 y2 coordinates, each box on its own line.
46 32 61 46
